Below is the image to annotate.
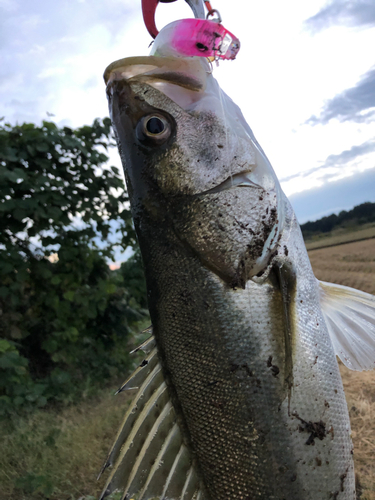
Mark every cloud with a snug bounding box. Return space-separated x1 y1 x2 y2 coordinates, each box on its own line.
0 0 19 13
305 0 375 31
289 167 375 224
306 66 375 125
280 139 375 183
0 0 140 126
323 140 375 167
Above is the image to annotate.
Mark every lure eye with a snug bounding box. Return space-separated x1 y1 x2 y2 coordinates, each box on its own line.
136 114 172 147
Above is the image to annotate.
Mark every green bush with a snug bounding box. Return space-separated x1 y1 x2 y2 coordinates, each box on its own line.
0 118 146 415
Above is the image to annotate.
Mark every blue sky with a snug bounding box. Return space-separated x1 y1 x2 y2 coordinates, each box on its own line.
290 168 375 223
1 0 375 250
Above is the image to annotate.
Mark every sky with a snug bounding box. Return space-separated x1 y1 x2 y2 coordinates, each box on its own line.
1 0 375 229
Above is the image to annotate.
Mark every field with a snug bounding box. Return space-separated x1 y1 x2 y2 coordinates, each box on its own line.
309 238 375 498
309 238 375 295
305 224 375 251
1 238 374 499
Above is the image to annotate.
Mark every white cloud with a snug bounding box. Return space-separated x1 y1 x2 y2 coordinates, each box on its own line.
0 0 19 12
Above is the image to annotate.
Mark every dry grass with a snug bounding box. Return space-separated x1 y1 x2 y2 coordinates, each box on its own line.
309 238 375 294
309 238 375 499
305 224 375 251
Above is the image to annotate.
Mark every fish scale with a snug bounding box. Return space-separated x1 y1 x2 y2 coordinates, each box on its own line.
137 202 354 499
141 225 297 499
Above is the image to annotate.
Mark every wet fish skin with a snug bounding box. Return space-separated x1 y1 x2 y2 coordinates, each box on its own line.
105 65 356 499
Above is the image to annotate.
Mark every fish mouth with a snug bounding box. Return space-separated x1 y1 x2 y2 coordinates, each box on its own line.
197 171 263 196
196 170 264 196
104 56 208 92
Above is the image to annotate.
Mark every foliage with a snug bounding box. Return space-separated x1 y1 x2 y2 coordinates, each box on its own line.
301 201 375 238
0 118 146 415
119 248 148 310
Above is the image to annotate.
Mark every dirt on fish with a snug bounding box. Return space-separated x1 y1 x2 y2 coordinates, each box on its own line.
293 412 327 445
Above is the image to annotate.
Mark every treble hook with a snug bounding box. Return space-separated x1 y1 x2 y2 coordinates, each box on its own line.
142 0 206 39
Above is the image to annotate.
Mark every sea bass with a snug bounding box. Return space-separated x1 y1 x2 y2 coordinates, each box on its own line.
99 26 375 500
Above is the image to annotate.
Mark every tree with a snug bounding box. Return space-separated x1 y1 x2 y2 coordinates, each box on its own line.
119 248 148 310
0 118 144 415
300 201 375 238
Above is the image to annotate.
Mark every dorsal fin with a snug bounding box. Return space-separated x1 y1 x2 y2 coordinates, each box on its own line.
129 328 155 354
98 335 206 500
319 280 375 371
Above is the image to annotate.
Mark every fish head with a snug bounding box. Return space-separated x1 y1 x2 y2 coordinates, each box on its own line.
105 44 285 287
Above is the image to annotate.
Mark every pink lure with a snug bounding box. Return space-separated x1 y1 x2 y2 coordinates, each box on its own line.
171 18 240 60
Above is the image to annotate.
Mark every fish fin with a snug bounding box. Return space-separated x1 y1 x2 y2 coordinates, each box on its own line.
319 280 375 371
274 262 297 413
130 328 155 354
99 346 203 500
115 347 159 395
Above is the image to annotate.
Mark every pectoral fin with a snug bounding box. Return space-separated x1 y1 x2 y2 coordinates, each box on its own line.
98 334 206 500
274 262 297 414
319 280 375 371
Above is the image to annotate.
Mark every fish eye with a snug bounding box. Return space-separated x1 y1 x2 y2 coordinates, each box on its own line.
136 114 172 147
145 116 165 135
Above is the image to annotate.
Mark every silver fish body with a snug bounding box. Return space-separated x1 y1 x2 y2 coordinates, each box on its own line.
99 48 367 499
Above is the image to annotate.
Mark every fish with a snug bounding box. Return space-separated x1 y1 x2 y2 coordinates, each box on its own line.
99 25 375 500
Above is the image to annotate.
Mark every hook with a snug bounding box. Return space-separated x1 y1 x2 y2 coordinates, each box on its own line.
142 0 206 39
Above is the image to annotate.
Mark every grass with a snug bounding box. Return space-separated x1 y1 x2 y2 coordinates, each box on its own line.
0 319 151 500
339 365 375 500
308 238 375 294
1 239 374 499
309 238 375 499
304 223 375 250
0 380 133 500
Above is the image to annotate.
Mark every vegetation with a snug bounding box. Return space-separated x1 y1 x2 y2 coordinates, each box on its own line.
310 239 375 499
119 248 148 310
304 225 375 251
0 381 136 500
301 201 375 239
0 118 147 417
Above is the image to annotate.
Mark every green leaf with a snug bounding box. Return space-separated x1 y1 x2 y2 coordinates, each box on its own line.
1 146 18 161
13 209 27 221
106 283 117 294
41 338 58 353
35 142 50 152
63 290 75 301
14 366 27 375
0 351 28 369
39 267 52 279
3 170 20 182
10 325 22 339
0 339 13 353
36 396 47 407
26 144 35 156
51 275 61 285
0 262 14 274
